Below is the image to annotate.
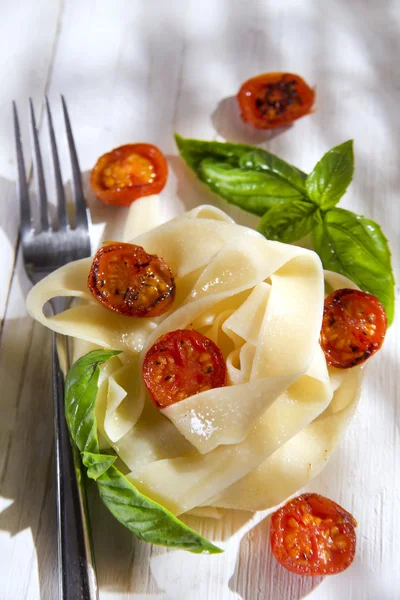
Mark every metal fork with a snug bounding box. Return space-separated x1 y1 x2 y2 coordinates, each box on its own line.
13 97 98 600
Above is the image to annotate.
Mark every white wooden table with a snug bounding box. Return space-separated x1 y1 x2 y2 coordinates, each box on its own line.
1 1 399 598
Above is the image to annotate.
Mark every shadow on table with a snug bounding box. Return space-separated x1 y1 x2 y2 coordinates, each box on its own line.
211 96 292 144
89 483 254 597
0 296 58 599
229 515 324 600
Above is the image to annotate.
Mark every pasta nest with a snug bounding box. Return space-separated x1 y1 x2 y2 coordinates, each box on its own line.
27 205 362 517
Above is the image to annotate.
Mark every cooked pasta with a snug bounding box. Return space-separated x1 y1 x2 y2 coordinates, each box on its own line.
27 202 362 516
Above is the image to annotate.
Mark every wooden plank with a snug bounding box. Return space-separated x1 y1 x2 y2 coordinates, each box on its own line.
0 2 62 599
0 0 62 326
0 251 57 600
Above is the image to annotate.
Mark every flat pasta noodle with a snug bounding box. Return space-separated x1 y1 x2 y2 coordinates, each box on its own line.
104 360 144 442
208 365 362 511
26 201 365 518
127 346 332 515
140 232 324 454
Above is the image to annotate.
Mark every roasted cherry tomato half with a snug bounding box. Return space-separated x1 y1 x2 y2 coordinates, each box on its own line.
237 72 315 129
270 493 357 576
88 242 175 318
90 143 168 206
143 329 227 408
320 288 387 369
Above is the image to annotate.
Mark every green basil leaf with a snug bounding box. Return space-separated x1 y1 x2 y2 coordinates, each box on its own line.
312 208 395 323
199 159 306 216
306 140 354 209
64 350 222 554
175 135 307 215
257 200 319 243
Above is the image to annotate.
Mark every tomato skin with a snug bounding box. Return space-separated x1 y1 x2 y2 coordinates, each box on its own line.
90 143 168 206
270 493 357 576
143 329 227 408
237 72 315 129
88 242 175 317
321 289 387 368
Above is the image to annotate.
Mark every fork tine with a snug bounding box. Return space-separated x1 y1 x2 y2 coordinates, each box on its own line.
29 98 49 231
13 101 32 236
60 96 88 230
45 97 68 230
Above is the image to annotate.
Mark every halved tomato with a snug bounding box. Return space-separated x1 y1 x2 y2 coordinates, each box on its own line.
90 143 168 206
270 493 357 576
143 329 227 408
88 242 175 317
237 72 315 129
321 288 387 368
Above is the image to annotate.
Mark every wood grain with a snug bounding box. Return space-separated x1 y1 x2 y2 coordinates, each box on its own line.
0 1 399 599
0 0 62 325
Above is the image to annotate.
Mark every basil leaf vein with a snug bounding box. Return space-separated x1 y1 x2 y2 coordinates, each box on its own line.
306 140 354 209
257 199 319 243
200 159 306 216
65 349 222 554
237 149 307 192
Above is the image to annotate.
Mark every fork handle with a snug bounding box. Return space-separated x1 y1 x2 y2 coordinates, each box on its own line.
53 334 98 599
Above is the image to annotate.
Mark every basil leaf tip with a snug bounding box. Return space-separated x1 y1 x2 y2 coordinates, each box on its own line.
65 349 222 554
306 140 354 209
